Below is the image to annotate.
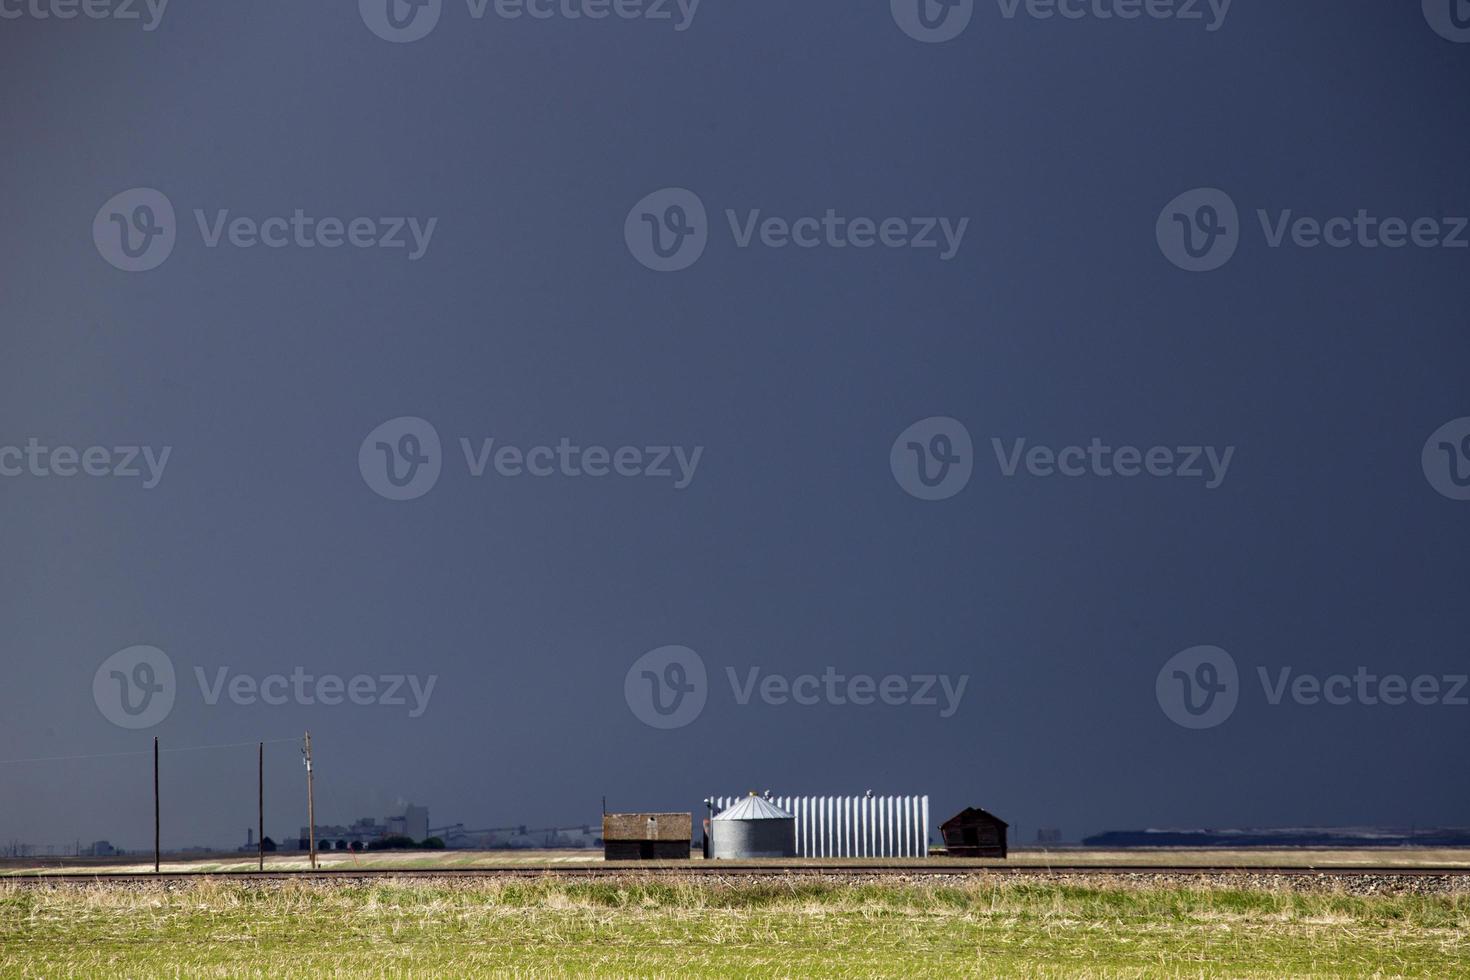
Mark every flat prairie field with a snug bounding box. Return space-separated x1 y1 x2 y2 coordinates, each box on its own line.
1 875 1467 978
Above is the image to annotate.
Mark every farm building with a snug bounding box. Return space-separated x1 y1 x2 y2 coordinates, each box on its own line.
939 807 1009 858
602 812 692 861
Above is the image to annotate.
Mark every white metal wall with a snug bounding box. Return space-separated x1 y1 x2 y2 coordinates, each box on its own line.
709 795 930 858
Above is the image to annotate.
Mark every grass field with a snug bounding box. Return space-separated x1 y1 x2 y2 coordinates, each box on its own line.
1 875 1466 978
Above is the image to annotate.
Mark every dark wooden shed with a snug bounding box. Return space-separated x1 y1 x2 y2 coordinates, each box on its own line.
602 812 692 861
939 807 1009 858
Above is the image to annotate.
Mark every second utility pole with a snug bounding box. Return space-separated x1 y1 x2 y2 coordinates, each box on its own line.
303 731 316 870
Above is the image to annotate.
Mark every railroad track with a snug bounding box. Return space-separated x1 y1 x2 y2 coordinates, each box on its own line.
6 863 1470 883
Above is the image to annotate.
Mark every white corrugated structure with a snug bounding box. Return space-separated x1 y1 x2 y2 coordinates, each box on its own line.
709 794 929 858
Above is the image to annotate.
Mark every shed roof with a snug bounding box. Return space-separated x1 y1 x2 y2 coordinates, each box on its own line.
602 812 691 842
940 807 1010 830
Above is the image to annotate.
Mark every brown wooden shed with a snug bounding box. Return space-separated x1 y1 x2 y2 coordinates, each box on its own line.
602 812 692 861
939 807 1009 858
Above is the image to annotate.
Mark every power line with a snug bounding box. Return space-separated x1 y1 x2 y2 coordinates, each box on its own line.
0 737 302 766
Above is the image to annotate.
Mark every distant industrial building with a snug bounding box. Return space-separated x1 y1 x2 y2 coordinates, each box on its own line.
386 805 429 842
299 804 430 850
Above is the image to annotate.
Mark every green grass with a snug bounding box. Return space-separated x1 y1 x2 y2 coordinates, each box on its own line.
1 876 1467 977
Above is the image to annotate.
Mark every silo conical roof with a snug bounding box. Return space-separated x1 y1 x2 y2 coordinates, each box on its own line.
713 796 793 821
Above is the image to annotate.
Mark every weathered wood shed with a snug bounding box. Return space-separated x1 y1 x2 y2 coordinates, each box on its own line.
939 807 1009 858
602 812 692 861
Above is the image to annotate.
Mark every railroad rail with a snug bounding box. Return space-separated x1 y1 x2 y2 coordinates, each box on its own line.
6 863 1470 883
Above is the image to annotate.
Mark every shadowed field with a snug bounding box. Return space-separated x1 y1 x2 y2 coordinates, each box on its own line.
1 875 1467 978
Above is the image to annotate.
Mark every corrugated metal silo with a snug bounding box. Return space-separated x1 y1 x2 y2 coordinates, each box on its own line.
710 794 796 859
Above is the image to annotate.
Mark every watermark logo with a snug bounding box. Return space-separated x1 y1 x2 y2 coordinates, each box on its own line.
94 188 176 273
1159 646 1470 727
625 188 708 272
1424 0 1470 42
625 646 967 728
1159 188 1470 271
94 190 437 272
1157 187 1239 272
892 0 974 43
891 420 1235 497
360 0 442 42
95 646 434 726
1156 645 1238 729
1423 417 1470 501
891 417 974 501
94 646 176 729
362 419 703 499
625 645 707 729
626 188 969 271
360 417 442 501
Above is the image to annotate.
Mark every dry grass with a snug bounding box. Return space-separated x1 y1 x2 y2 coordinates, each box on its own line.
0 874 1466 977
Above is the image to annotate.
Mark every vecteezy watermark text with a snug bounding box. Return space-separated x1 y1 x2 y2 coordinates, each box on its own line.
360 416 703 501
1259 667 1468 708
461 437 702 487
0 0 168 30
196 667 436 718
0 439 170 489
727 667 968 718
1156 645 1469 729
94 188 437 272
360 0 701 43
625 188 969 272
624 646 969 729
194 210 436 259
92 646 438 728
992 437 1234 489
891 417 1236 500
891 0 1231 44
1157 187 1469 272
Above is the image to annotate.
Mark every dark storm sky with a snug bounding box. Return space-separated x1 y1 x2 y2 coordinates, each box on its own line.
1 0 1467 849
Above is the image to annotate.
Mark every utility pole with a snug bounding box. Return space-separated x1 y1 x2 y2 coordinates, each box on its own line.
153 736 160 874
258 741 265 873
303 732 316 870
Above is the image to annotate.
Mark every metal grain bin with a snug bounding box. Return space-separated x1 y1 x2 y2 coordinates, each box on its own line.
710 795 796 859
